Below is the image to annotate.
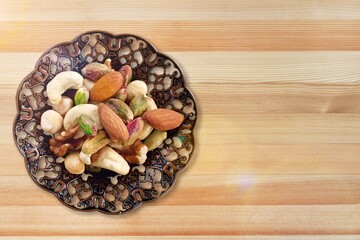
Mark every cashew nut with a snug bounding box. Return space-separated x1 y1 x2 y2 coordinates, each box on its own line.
91 146 130 175
63 104 103 130
64 151 85 174
40 110 63 134
52 96 74 116
46 71 83 105
79 151 91 165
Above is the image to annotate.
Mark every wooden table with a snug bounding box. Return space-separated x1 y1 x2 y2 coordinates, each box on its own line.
1 1 360 239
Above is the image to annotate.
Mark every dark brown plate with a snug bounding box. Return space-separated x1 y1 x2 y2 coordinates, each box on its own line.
13 31 197 214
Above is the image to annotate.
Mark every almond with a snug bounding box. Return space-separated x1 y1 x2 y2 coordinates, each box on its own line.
89 72 124 102
143 109 184 131
98 103 129 142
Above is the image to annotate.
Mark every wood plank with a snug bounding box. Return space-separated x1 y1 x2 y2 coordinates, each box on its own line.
1 175 359 206
0 205 359 235
1 0 360 21
5 143 360 176
199 114 360 144
1 21 360 52
2 0 360 238
4 51 360 114
6 115 360 175
5 51 360 84
1 236 360 240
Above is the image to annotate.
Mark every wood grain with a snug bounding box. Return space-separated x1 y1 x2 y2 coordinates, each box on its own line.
4 51 360 114
1 21 360 51
1 175 359 206
2 0 360 21
0 205 359 236
1 237 360 240
1 0 360 239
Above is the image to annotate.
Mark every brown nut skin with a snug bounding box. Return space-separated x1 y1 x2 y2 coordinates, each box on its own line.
98 103 129 142
113 139 148 165
119 65 132 87
104 98 134 123
143 109 184 131
49 126 87 157
81 62 110 81
89 72 124 102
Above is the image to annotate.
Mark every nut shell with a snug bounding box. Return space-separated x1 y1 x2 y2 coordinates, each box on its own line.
119 65 132 86
89 72 124 102
81 62 110 81
143 109 184 131
98 103 129 142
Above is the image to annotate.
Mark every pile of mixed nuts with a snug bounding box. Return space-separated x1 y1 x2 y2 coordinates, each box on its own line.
41 59 184 175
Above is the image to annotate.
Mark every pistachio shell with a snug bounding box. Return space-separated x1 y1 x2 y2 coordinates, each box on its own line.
146 96 157 111
74 87 89 105
78 114 97 136
138 122 153 140
81 62 110 81
114 88 127 102
125 118 145 146
129 94 147 117
144 130 167 151
104 98 133 123
126 80 147 102
82 130 110 154
119 65 132 87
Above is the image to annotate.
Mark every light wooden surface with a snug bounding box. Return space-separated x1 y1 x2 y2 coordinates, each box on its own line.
1 0 360 239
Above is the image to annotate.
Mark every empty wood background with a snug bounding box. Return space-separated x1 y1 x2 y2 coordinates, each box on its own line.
1 0 360 239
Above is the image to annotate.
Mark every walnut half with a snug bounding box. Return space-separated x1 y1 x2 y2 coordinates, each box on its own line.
49 126 87 157
113 139 148 165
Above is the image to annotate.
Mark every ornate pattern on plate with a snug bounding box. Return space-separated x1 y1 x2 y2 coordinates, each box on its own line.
13 31 197 214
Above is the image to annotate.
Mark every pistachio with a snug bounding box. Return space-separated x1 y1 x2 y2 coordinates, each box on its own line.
144 130 167 151
129 94 147 117
138 122 153 140
74 87 89 105
127 117 142 135
125 117 145 146
114 88 127 102
126 80 147 102
104 98 134 123
146 96 157 111
81 130 110 155
81 62 110 81
74 128 86 139
119 65 132 87
109 117 145 149
78 114 97 136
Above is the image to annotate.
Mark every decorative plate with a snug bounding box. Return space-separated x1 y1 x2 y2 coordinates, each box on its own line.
13 31 197 214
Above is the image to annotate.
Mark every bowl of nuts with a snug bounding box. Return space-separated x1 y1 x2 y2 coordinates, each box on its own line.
13 31 197 214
